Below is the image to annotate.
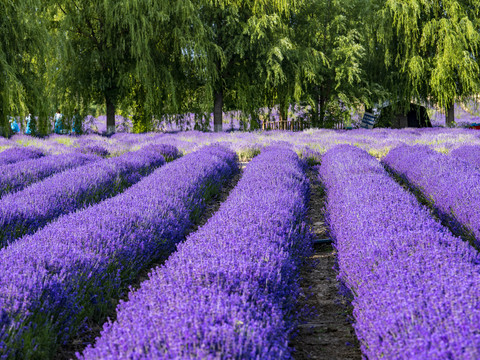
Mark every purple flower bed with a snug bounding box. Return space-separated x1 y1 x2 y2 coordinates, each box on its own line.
0 153 99 199
0 147 44 166
450 145 480 169
141 143 182 162
0 146 169 247
76 144 110 157
320 145 480 359
383 145 480 243
0 145 237 359
80 147 312 360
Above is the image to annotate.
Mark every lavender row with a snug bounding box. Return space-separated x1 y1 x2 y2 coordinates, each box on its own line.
383 145 480 243
0 147 44 166
0 145 238 359
0 145 174 247
81 147 312 359
450 145 480 169
0 153 99 198
320 145 480 359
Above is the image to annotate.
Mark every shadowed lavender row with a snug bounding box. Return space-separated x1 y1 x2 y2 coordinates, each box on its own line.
0 145 238 359
0 153 99 198
0 147 44 166
80 147 312 360
320 145 480 359
450 145 480 169
0 145 174 248
383 145 480 243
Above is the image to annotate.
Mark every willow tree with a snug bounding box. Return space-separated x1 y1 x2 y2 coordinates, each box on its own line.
0 0 50 136
379 0 480 126
50 0 137 134
290 0 375 127
193 0 297 132
110 0 214 132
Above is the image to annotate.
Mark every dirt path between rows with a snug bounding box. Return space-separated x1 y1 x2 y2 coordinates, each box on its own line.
291 168 362 360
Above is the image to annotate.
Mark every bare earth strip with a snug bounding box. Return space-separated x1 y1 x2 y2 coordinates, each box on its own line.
291 168 362 360
55 162 246 360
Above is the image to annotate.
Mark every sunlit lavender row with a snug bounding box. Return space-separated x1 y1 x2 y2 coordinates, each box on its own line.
80 147 312 359
0 145 238 359
0 152 98 199
320 145 480 359
450 145 480 169
0 146 44 166
0 146 171 248
3 127 480 161
384 145 480 243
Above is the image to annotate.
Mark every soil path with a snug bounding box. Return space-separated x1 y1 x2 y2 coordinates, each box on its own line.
291 168 362 360
56 162 246 360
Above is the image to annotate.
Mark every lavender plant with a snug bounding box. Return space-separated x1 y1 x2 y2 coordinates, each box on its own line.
76 144 110 157
450 145 480 169
80 147 312 360
0 145 238 359
0 146 169 247
140 143 182 162
383 144 480 243
0 146 44 166
320 145 480 359
0 153 99 198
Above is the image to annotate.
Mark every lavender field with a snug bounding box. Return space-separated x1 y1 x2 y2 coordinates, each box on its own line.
1 128 480 359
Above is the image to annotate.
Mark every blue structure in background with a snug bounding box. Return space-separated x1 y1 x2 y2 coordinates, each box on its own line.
54 110 63 134
9 117 20 133
360 112 376 129
25 114 32 135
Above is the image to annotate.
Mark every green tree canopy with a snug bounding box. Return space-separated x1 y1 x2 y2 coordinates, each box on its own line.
0 0 50 135
50 0 139 134
378 0 480 125
292 0 375 127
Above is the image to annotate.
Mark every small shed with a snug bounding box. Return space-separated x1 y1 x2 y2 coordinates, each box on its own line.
375 103 432 128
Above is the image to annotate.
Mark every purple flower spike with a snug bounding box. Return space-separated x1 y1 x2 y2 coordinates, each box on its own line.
0 153 99 198
383 144 480 243
0 147 44 166
450 145 480 169
0 145 238 359
320 144 480 359
0 146 169 247
80 146 312 360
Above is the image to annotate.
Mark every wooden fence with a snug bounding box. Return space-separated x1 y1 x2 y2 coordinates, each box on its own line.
261 118 348 130
261 119 310 131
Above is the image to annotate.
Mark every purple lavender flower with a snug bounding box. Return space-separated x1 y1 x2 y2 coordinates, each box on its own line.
0 153 99 199
383 144 480 242
80 147 312 360
0 147 44 166
450 145 480 169
0 145 238 359
76 144 110 157
0 146 168 247
140 143 182 162
320 145 480 359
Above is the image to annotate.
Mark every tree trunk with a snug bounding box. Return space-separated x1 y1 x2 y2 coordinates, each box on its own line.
0 107 6 137
319 96 326 128
214 90 223 132
446 103 455 127
106 96 116 135
279 103 288 130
